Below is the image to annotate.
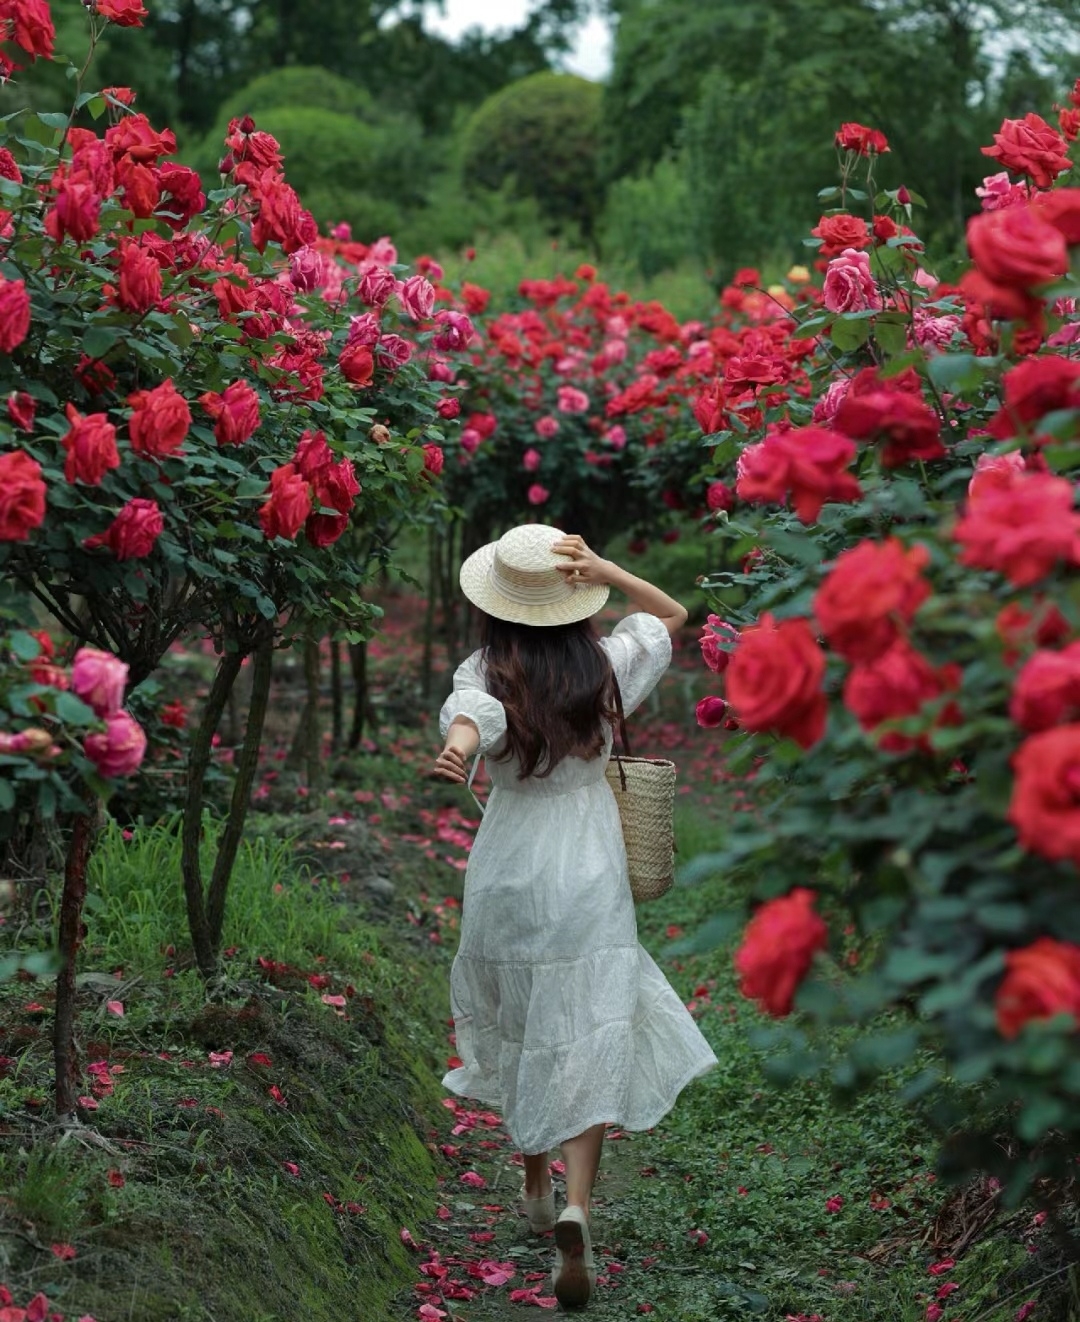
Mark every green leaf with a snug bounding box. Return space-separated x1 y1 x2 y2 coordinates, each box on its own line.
8 630 41 661
829 316 871 352
82 325 125 359
236 476 269 500
54 691 96 725
873 315 908 358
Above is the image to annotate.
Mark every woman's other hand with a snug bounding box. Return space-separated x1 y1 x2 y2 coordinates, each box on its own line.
552 534 611 587
433 745 469 783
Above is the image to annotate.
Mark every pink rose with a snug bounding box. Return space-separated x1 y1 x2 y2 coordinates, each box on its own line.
357 265 395 308
535 416 560 439
695 696 728 728
700 615 738 674
432 310 474 352
976 172 1030 212
706 481 733 513
398 274 435 322
523 448 541 472
428 358 454 384
811 379 851 426
823 248 882 314
346 312 380 347
288 246 325 292
604 425 627 450
71 647 128 718
527 484 550 505
366 236 397 266
913 312 961 350
460 428 482 455
557 385 590 414
968 451 1026 502
378 333 411 367
83 710 147 777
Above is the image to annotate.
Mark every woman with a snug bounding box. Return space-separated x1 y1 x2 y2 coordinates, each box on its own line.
433 524 717 1308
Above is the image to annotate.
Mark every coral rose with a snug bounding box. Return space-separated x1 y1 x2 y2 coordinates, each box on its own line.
62 402 119 486
967 207 1068 289
736 426 861 525
954 472 1080 587
71 647 128 718
843 639 960 753
1009 643 1080 733
83 497 163 559
811 213 871 257
198 380 260 446
128 379 190 458
995 938 1080 1039
981 114 1071 189
835 387 944 467
814 538 931 664
0 450 46 541
1009 725 1080 866
0 275 30 353
735 888 828 1016
83 710 147 778
725 613 827 749
1033 187 1080 245
823 248 882 314
259 463 311 541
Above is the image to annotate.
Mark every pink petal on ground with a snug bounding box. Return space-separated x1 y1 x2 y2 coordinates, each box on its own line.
106 1000 124 1017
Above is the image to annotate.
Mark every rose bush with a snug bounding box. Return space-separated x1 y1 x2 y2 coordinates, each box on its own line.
678 104 1080 1196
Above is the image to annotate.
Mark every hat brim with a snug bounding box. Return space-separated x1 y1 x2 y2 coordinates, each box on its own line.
459 540 610 626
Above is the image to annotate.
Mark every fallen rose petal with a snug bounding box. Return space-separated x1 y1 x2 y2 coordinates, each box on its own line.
460 1170 486 1187
106 1000 124 1017
282 1162 300 1176
401 1226 420 1250
50 1242 76 1260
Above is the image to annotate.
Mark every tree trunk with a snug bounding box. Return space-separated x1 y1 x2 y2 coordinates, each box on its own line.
181 649 244 980
347 639 369 750
206 639 273 949
330 638 343 752
54 804 95 1118
302 635 323 794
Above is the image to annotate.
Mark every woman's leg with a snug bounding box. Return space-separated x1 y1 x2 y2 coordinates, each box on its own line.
560 1123 606 1216
523 1150 551 1200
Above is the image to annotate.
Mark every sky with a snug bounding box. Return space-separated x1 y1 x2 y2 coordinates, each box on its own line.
420 0 614 80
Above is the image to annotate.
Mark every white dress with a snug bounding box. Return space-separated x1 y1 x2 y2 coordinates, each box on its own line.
439 612 718 1156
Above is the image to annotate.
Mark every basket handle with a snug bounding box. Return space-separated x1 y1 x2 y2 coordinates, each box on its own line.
611 674 631 792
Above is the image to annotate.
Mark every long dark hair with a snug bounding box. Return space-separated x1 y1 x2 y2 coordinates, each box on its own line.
479 613 617 779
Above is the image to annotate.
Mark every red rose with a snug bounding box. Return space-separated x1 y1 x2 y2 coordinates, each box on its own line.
706 481 733 513
736 426 861 525
339 342 374 386
259 463 311 541
105 114 176 166
117 241 162 314
0 275 31 354
835 122 889 155
292 428 332 479
997 600 1071 665
422 443 444 476
811 213 871 257
0 449 46 541
198 380 260 447
724 354 787 393
7 391 34 432
311 457 360 516
96 0 147 25
62 402 119 486
693 382 725 435
954 472 1080 587
155 163 205 230
304 511 350 548
814 538 931 664
436 397 461 420
1009 724 1080 865
83 497 163 559
695 696 728 728
967 206 1068 289
981 114 1072 189
1009 643 1080 733
989 357 1080 440
250 173 316 254
700 615 738 674
995 938 1080 1039
1032 187 1080 245
843 639 961 753
128 379 190 458
725 613 827 749
161 699 186 729
7 0 55 60
835 387 943 467
734 888 828 1016
45 172 102 244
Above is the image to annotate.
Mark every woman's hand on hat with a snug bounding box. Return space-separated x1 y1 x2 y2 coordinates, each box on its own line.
433 744 469 783
552 534 610 588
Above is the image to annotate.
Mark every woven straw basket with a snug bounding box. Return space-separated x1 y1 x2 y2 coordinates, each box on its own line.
605 754 677 903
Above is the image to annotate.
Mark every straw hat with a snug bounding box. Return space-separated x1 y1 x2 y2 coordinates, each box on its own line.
459 524 609 626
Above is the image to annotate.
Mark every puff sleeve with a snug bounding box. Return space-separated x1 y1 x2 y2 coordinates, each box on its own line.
600 613 673 716
439 650 508 755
